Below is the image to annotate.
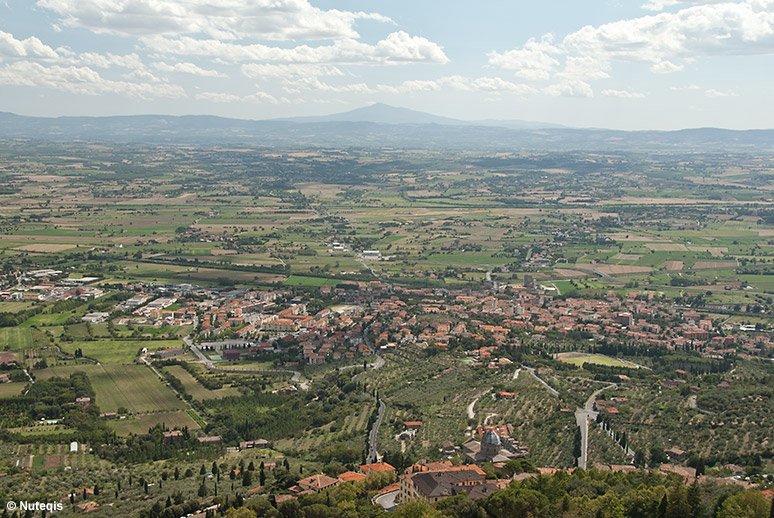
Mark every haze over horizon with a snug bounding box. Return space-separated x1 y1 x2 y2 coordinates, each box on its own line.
1 1 773 131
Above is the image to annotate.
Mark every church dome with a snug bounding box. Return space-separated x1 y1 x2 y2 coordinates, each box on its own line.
481 429 501 447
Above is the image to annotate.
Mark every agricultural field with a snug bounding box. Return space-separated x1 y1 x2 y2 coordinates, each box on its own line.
0 141 773 517
107 410 201 436
555 352 636 369
163 365 240 400
37 364 185 414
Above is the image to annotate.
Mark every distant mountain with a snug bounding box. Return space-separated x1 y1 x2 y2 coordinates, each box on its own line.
276 103 564 129
1 110 773 152
276 103 463 125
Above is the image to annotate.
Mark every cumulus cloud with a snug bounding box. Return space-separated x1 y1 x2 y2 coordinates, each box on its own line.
487 35 560 80
153 61 225 77
641 0 731 12
543 80 594 97
563 1 774 72
602 89 646 98
705 88 739 97
195 90 286 104
0 29 58 59
143 31 448 65
241 63 344 80
0 60 185 98
36 0 391 41
489 0 774 98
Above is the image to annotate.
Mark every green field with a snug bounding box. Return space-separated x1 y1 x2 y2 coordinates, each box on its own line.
107 410 200 436
0 382 26 397
0 327 33 351
37 364 185 414
165 365 239 400
59 339 184 364
555 352 632 368
0 301 34 312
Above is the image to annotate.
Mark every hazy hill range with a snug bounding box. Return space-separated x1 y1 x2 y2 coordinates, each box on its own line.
1 104 773 151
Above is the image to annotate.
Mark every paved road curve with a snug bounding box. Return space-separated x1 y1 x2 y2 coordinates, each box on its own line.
367 399 386 464
524 366 559 397
575 383 616 470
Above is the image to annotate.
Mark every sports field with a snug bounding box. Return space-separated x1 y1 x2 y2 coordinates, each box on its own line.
555 352 632 368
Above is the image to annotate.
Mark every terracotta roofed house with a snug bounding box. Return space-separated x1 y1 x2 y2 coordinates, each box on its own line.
291 474 341 494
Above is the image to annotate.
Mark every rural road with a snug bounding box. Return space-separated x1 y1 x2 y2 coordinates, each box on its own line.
689 395 715 414
467 398 479 420
575 383 616 470
367 399 386 464
524 366 559 397
362 323 387 464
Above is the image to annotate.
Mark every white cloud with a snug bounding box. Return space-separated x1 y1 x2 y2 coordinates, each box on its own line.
76 52 145 69
705 88 739 97
490 0 774 95
142 31 448 65
0 29 58 59
241 63 344 80
670 84 701 90
195 90 287 104
0 61 185 98
564 1 774 71
557 56 610 80
153 61 225 77
36 0 391 41
487 35 560 80
602 89 646 98
543 80 594 97
468 76 537 96
641 0 731 12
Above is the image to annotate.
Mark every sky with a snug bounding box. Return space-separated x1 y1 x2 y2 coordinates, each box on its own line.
1 0 773 130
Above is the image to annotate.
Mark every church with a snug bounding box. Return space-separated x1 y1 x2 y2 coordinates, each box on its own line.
462 427 529 464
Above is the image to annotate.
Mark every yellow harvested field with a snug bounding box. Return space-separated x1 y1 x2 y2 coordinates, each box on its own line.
664 261 684 270
613 253 642 261
693 261 737 269
605 233 668 242
575 264 653 274
686 246 727 257
552 268 589 278
14 244 76 252
646 243 688 251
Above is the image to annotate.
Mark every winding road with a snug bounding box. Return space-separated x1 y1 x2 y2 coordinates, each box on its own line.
524 366 559 396
575 383 616 470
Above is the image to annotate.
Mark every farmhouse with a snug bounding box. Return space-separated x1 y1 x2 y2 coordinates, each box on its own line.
290 474 340 495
